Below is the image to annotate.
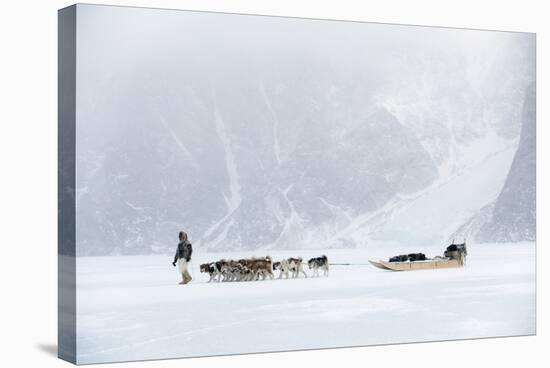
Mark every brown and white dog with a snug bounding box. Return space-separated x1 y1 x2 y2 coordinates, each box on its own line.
245 256 274 280
273 257 308 279
220 259 238 282
288 257 308 278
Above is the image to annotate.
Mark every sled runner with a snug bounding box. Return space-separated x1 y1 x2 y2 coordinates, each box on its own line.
368 258 463 271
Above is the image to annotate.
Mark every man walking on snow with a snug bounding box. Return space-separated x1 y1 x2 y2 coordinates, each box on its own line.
172 231 193 284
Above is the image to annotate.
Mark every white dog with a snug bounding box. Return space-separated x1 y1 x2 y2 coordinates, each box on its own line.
288 257 308 278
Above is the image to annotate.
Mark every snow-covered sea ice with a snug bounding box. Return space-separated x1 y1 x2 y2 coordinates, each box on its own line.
75 242 535 364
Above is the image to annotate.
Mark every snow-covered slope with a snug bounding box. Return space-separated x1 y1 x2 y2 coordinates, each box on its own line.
330 141 518 248
74 6 535 255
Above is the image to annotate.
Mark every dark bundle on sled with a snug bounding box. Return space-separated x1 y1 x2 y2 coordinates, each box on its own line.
407 253 427 261
389 254 409 262
389 253 427 262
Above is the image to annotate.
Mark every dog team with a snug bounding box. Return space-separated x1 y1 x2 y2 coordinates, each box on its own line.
173 230 329 285
200 255 329 282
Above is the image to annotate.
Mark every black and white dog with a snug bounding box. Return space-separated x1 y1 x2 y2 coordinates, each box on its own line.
199 262 222 282
273 260 289 279
308 255 329 277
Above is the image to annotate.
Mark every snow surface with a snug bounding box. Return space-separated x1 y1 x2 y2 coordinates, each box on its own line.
75 242 535 364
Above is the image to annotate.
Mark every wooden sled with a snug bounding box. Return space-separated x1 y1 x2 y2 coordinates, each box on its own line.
368 258 463 271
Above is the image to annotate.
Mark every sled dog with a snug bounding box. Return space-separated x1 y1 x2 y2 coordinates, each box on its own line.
273 260 290 279
274 258 308 278
199 262 222 282
308 255 329 277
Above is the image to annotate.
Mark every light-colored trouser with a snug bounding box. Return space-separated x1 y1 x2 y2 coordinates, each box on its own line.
178 259 192 283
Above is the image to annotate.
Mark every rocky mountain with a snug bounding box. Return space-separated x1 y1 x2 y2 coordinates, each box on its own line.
73 6 535 255
453 84 536 243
